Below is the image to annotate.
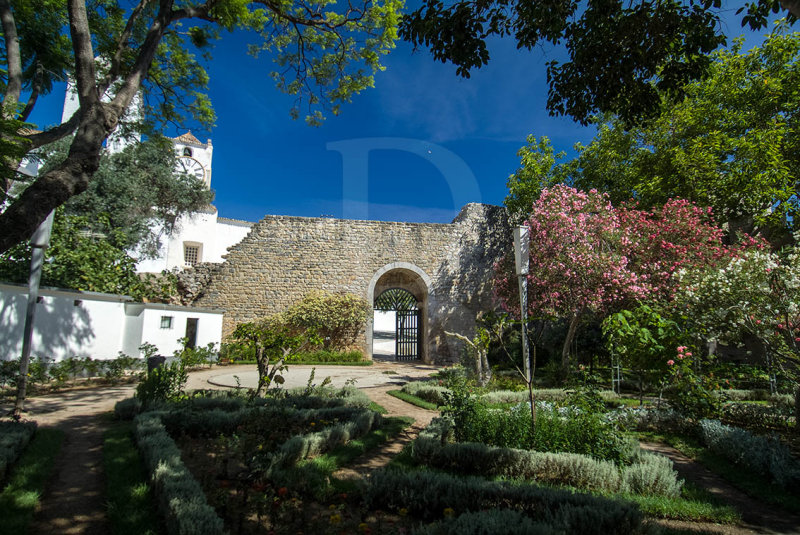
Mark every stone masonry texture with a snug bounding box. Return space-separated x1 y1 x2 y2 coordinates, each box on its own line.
179 203 511 364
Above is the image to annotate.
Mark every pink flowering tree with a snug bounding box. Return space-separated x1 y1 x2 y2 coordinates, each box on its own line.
495 185 732 378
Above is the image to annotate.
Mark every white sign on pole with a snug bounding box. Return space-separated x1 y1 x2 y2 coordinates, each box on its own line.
513 226 529 275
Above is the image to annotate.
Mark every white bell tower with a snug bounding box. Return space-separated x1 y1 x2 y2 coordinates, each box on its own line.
171 131 213 189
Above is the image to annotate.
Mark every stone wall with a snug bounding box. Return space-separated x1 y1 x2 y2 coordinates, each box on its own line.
182 203 511 363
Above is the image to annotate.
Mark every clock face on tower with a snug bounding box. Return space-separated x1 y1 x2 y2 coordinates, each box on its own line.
176 156 206 183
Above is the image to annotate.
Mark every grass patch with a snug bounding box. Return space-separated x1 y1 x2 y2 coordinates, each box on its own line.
612 482 739 524
284 416 414 497
103 421 161 535
318 416 414 470
368 401 388 414
0 428 64 535
387 390 438 410
639 431 800 514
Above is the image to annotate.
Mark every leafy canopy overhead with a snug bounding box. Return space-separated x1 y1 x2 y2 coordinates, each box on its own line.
400 0 799 125
505 30 800 246
0 0 401 254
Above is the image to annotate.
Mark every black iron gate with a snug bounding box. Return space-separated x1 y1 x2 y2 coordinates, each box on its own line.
395 309 420 360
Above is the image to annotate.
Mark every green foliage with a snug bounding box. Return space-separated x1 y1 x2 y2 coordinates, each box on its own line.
0 428 64 535
0 208 177 301
504 135 572 223
0 421 37 481
174 338 217 369
663 350 724 420
573 31 800 244
284 349 364 363
366 469 644 534
114 397 142 421
0 0 403 254
400 0 730 126
103 421 160 535
0 355 144 390
414 418 682 496
229 318 313 395
387 389 440 410
282 291 370 350
603 306 683 400
621 451 684 498
720 401 794 431
267 409 382 472
442 377 634 463
135 361 187 408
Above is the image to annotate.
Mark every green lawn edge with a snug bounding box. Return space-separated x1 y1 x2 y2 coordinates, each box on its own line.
0 428 64 535
386 390 439 410
104 420 162 535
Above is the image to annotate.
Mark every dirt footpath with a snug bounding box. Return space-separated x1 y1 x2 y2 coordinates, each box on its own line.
2 386 135 535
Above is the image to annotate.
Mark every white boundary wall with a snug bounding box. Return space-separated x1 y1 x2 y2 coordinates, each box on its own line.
0 283 224 361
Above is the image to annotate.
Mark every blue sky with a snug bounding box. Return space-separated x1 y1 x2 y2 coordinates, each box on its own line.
27 6 778 225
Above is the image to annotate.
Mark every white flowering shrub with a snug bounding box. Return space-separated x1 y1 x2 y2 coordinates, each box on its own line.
677 246 800 401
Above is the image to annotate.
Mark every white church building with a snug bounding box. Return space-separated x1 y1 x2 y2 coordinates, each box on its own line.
62 81 254 274
133 131 254 273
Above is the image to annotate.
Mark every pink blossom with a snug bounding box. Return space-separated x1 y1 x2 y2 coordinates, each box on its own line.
685 352 692 357
667 360 675 366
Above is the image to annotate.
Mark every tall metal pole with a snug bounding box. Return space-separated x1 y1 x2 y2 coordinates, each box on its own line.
513 227 530 383
514 226 535 442
13 211 54 419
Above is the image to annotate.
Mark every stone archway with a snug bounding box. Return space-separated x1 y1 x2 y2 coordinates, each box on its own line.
366 262 432 362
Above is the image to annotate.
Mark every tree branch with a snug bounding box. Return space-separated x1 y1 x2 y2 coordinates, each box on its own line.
23 113 81 149
104 0 152 87
68 0 100 109
0 0 22 116
111 0 173 115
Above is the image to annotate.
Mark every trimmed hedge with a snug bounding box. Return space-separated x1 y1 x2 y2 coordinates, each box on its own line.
268 409 381 472
366 469 644 535
134 414 224 535
400 382 620 407
0 421 37 480
413 509 559 535
114 397 142 420
699 419 800 490
413 417 681 497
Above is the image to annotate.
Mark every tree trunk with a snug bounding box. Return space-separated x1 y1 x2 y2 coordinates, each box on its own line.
0 103 117 252
560 312 582 381
480 348 492 386
795 383 799 434
254 346 267 397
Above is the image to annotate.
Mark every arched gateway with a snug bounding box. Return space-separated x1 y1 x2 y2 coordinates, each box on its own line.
183 203 511 364
367 263 431 361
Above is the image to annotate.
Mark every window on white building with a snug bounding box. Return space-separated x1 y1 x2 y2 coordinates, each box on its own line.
160 316 173 329
183 147 193 157
184 244 200 266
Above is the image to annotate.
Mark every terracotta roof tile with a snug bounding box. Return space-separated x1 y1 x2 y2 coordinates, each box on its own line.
172 131 204 146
